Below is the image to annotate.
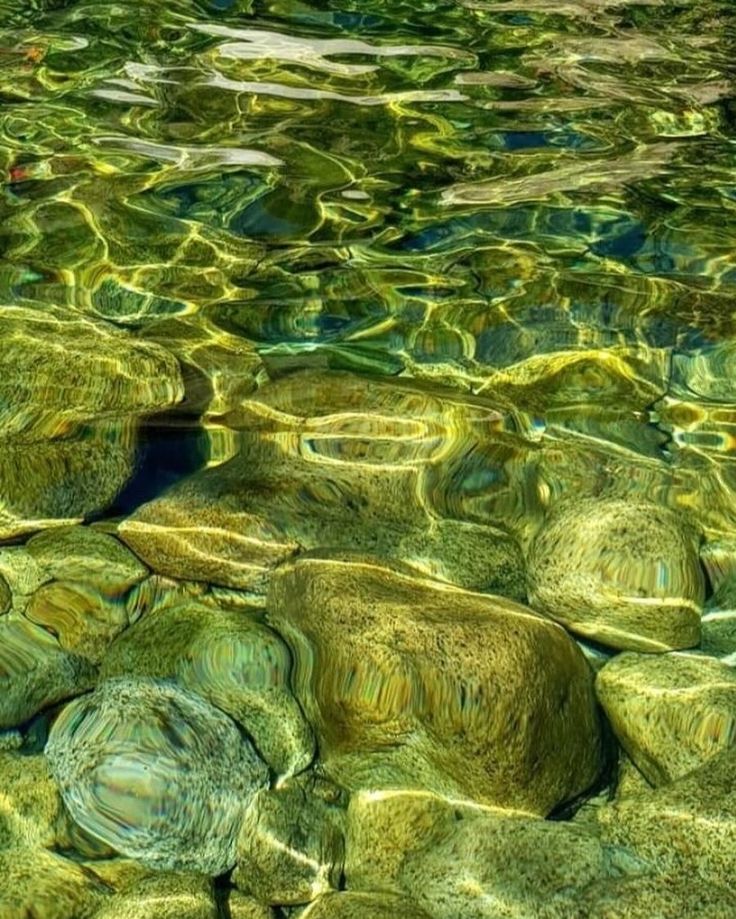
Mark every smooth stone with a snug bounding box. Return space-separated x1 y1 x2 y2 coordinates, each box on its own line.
345 790 625 918
125 575 208 625
45 678 269 874
0 305 184 437
0 617 96 729
234 775 346 905
101 602 314 777
93 873 217 919
296 891 432 919
0 425 137 542
26 581 130 665
528 498 704 651
0 752 61 849
670 341 736 403
0 849 109 919
597 747 736 885
267 555 603 813
26 526 148 595
596 651 736 785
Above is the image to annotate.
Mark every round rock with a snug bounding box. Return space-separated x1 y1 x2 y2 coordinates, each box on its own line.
45 678 268 874
528 498 704 651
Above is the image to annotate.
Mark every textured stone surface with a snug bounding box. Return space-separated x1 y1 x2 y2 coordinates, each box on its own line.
45 678 268 874
569 874 736 919
0 752 61 849
92 872 217 919
101 601 313 776
26 525 148 595
234 774 346 905
596 651 736 785
297 891 433 919
528 498 704 651
0 848 109 919
598 748 736 885
0 546 49 613
0 617 95 729
267 555 603 813
228 891 277 919
344 789 629 918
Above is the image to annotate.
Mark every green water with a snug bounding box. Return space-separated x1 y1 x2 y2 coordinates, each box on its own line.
1 1 736 917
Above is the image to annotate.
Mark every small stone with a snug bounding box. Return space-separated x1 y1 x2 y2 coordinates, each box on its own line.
596 651 736 785
26 525 148 595
0 617 96 729
101 601 314 777
528 498 704 651
45 678 269 874
92 872 217 919
267 555 603 814
234 774 346 905
598 747 736 885
0 574 10 615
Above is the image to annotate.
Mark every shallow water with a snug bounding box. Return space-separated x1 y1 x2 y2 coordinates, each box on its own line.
1 1 736 917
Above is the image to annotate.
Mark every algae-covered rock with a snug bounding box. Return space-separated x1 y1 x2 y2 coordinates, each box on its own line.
0 617 96 729
0 305 184 437
228 891 277 919
0 574 10 615
0 848 109 919
528 498 704 651
570 874 736 919
598 747 736 885
0 546 49 613
267 555 603 813
26 526 148 595
596 651 736 785
234 774 346 905
26 581 130 665
297 891 433 919
92 872 217 919
119 371 526 598
345 789 615 917
101 602 314 776
45 678 269 874
0 426 138 542
0 752 61 849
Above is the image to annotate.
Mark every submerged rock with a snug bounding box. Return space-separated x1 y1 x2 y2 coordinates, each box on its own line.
267 555 603 813
101 601 313 777
26 526 148 595
234 774 346 905
596 651 736 785
93 872 217 919
0 752 61 849
345 789 621 918
119 371 526 598
297 891 433 919
528 498 704 651
0 305 184 437
45 678 268 874
598 747 736 885
571 873 736 919
0 617 95 729
0 848 109 919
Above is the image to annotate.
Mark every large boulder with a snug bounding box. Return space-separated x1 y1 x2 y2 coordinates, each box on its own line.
528 498 704 651
267 555 603 813
45 678 268 874
596 651 736 785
